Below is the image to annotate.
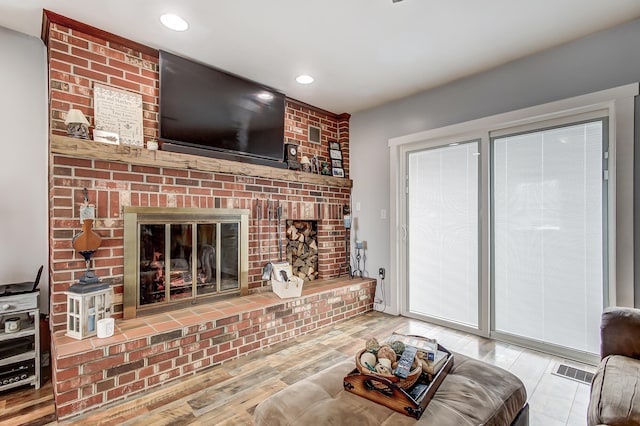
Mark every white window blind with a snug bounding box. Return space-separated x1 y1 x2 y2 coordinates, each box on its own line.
408 141 479 327
492 119 605 354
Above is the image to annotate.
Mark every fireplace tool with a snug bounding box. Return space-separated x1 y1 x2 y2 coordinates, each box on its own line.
343 204 352 278
261 199 274 280
257 199 267 280
277 201 283 261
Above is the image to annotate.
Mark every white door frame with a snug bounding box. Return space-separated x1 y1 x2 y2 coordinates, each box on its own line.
388 83 637 347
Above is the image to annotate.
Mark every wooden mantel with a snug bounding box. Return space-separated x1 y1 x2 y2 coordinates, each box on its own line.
51 134 352 188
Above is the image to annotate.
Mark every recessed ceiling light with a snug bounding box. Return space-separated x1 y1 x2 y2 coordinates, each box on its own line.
296 75 314 85
160 14 189 31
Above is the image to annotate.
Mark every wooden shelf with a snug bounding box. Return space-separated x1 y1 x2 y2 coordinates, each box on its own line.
0 323 36 343
50 134 352 188
0 350 36 367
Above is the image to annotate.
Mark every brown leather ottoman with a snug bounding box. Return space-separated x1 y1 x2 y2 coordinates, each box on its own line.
254 352 528 426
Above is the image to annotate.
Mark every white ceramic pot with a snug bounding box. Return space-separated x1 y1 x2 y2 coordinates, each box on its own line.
5 317 20 333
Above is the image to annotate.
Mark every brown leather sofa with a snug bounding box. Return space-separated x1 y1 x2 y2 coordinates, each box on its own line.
588 307 640 426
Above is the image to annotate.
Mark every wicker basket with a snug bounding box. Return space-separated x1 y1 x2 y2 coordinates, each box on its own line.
354 349 422 389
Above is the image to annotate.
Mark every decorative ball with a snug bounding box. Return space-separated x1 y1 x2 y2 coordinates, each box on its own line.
365 337 380 353
390 340 405 355
375 363 392 375
360 352 377 371
377 345 397 363
378 358 392 370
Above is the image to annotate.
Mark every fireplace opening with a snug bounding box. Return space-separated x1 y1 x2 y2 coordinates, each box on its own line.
124 207 249 319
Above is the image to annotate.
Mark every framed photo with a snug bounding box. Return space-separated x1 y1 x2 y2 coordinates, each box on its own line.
332 159 343 168
329 141 340 150
332 167 345 178
329 149 342 160
320 161 332 175
94 83 143 147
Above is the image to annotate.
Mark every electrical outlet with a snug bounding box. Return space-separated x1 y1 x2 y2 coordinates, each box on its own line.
378 268 385 279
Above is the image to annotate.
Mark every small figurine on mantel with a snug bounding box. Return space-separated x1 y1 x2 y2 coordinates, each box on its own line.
310 155 320 174
64 108 90 139
300 156 312 173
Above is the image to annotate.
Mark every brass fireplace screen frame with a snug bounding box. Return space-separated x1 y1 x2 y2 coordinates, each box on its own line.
123 207 249 319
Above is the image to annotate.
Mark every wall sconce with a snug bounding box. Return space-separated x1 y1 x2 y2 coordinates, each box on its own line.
65 109 90 139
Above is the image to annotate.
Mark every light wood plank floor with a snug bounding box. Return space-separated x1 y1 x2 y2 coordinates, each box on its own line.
1 311 596 425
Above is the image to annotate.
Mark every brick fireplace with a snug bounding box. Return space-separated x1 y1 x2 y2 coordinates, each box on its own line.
43 11 374 420
45 11 352 331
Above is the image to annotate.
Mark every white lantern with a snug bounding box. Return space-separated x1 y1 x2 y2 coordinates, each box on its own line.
66 286 112 340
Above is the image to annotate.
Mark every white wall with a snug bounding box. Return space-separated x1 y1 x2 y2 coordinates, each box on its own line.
351 18 640 311
0 27 49 312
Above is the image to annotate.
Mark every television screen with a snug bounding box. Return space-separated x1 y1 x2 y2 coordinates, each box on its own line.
159 50 286 166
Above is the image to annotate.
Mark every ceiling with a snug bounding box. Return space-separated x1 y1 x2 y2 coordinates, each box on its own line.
1 1 640 114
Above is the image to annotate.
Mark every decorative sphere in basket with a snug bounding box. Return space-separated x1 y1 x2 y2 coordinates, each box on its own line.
355 348 422 389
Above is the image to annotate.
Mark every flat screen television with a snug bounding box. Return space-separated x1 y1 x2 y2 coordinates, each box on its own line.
159 50 286 168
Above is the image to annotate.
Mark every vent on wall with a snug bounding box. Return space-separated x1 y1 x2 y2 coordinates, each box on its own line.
552 364 594 384
309 125 321 144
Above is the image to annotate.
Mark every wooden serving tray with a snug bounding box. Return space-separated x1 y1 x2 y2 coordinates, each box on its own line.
343 345 453 419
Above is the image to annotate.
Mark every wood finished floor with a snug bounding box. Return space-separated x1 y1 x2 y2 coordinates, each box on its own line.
1 311 596 426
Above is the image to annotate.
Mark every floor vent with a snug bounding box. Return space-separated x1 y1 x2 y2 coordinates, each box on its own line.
552 364 594 384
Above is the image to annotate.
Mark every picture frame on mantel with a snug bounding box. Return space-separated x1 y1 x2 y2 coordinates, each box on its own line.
321 161 332 175
332 167 345 178
93 83 144 147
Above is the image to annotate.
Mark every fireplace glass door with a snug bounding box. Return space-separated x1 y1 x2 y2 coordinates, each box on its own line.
124 207 249 318
137 220 240 307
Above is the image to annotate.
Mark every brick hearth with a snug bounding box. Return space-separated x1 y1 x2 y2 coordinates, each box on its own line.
51 278 375 419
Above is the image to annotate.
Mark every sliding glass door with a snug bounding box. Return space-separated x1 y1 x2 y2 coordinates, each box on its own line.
407 141 480 328
403 116 608 358
492 119 607 355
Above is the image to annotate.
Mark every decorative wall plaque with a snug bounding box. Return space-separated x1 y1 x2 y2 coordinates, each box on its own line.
93 83 144 147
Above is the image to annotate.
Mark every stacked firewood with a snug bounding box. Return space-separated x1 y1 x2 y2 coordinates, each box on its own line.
285 220 318 280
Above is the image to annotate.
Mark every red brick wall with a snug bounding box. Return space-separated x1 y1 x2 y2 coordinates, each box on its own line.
46 21 352 332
